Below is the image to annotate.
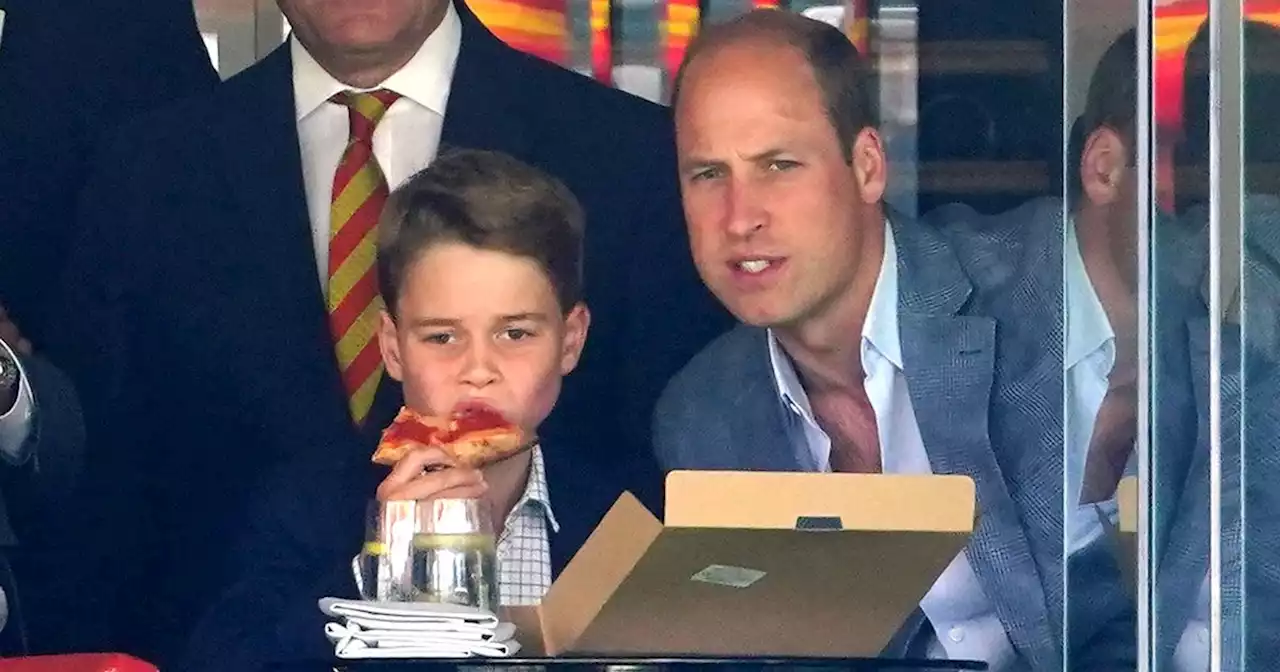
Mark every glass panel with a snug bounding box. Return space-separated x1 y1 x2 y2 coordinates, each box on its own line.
1236 5 1280 668
1064 1 1142 669
1151 1 1215 669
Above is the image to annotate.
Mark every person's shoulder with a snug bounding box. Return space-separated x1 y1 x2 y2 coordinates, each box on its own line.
918 196 1064 290
491 48 672 152
514 53 669 122
658 325 764 408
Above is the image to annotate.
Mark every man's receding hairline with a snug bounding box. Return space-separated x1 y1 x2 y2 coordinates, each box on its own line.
676 29 816 108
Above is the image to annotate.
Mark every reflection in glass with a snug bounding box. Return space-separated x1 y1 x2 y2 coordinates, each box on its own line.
1063 15 1141 670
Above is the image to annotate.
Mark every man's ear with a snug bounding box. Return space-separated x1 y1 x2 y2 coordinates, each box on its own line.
851 127 888 205
378 310 405 382
1081 126 1128 207
559 303 591 376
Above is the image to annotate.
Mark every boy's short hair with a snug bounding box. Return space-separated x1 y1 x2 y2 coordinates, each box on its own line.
377 148 586 318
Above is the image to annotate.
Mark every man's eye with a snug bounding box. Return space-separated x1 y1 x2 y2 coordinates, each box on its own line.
768 160 799 172
502 328 533 341
690 167 722 182
423 333 454 345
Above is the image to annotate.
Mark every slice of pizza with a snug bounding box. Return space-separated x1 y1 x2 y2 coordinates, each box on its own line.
371 407 451 466
438 405 529 468
371 405 529 468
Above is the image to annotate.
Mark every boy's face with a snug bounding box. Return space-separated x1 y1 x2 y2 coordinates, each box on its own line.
378 242 590 438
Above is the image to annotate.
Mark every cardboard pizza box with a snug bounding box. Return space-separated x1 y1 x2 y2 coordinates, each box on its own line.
503 470 976 657
1110 475 1138 591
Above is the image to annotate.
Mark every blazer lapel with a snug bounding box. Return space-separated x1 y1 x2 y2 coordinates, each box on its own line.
209 46 354 441
541 444 630 576
438 3 530 158
730 330 808 471
894 216 1058 668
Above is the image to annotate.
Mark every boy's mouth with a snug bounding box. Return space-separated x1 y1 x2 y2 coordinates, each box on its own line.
452 398 501 417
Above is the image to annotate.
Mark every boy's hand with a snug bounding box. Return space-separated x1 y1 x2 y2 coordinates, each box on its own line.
376 445 488 502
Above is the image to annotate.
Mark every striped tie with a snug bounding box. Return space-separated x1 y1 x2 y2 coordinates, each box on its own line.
328 89 401 425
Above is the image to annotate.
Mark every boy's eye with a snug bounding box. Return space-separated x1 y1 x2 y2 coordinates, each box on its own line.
423 332 454 345
501 327 534 341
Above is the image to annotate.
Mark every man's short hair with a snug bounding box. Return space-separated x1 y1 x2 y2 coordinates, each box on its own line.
376 148 585 317
1080 29 1138 140
672 9 878 162
1068 28 1137 202
1180 19 1280 201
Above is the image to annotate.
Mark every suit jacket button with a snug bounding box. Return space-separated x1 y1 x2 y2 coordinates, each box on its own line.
948 626 965 643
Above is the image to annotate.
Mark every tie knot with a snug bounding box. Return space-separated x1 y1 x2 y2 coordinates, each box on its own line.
332 89 402 143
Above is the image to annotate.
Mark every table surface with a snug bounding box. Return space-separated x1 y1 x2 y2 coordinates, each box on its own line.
271 656 987 671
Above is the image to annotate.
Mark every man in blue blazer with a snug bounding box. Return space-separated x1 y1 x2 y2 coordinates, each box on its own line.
652 11 1132 670
54 0 730 663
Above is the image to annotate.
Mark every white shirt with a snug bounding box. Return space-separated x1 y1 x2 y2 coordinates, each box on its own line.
1064 221 1122 554
1173 573 1211 671
496 445 559 606
0 338 34 466
292 3 462 286
767 221 1019 670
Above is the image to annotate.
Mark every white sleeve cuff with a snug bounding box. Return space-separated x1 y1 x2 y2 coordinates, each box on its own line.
1068 499 1120 556
0 339 35 465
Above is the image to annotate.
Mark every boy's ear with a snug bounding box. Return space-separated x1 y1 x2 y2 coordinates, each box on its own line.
378 310 405 382
559 303 591 376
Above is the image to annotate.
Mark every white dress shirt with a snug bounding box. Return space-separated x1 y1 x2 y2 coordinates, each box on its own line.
767 221 1019 670
496 445 559 606
0 338 35 466
292 3 462 286
1064 221 1122 554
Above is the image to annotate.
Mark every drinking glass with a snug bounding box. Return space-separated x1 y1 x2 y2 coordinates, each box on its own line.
411 497 500 611
353 499 419 602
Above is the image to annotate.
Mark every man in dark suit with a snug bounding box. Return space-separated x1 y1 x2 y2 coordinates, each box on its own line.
653 11 1130 670
0 0 216 654
55 0 729 663
0 0 218 347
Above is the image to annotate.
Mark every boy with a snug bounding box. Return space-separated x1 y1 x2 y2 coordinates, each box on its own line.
181 149 639 670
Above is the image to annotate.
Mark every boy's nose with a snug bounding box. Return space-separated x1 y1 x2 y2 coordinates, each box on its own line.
459 343 500 387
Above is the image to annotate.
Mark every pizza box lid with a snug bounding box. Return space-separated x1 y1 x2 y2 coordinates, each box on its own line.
503 471 975 657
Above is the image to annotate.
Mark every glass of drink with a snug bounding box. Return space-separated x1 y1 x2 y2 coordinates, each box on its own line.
353 499 419 602
411 498 500 612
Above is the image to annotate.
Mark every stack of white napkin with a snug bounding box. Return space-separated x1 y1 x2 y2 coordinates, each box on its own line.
319 598 522 659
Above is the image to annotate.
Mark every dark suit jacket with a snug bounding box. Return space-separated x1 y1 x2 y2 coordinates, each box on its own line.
653 199 1133 671
179 433 635 672
0 0 218 346
54 1 729 663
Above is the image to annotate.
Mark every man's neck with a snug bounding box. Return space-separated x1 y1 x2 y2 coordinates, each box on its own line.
1074 208 1138 349
774 224 886 395
481 448 534 534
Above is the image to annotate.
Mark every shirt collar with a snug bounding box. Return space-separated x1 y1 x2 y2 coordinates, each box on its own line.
504 444 560 534
1065 218 1116 370
291 0 461 121
768 219 899 416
